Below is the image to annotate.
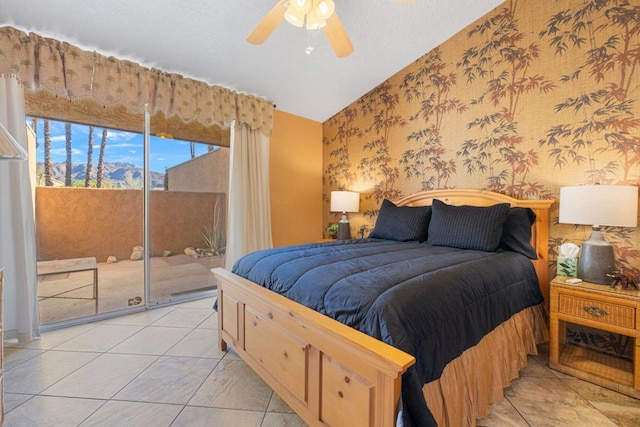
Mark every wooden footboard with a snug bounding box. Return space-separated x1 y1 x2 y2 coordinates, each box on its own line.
213 267 415 427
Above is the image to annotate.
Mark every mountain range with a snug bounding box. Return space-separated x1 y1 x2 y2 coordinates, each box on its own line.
36 162 165 189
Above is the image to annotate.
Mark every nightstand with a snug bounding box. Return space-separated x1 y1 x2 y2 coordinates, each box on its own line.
549 276 640 398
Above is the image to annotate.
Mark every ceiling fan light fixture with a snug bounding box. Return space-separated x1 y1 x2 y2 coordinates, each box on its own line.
314 0 335 20
289 0 312 14
306 8 326 30
248 0 357 58
284 7 305 27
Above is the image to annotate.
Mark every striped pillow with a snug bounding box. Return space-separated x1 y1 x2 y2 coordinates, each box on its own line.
427 199 510 251
369 199 432 242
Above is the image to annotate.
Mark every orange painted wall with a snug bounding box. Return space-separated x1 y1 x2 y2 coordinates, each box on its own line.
270 110 323 246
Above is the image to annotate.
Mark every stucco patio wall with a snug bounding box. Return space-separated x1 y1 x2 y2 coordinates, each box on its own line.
35 187 226 262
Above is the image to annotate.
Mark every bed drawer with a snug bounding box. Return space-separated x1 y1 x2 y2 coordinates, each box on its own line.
558 294 635 329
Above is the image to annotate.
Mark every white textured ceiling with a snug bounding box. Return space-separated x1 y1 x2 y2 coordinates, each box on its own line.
0 0 503 122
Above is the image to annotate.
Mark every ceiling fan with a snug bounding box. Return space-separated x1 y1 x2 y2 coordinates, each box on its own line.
247 0 415 58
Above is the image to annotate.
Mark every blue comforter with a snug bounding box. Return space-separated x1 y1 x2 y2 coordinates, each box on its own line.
232 239 543 426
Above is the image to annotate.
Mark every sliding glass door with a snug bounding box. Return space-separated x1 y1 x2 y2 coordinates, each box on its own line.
32 110 228 327
146 119 227 306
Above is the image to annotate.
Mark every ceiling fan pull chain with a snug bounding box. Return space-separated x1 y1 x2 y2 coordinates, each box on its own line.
305 30 314 55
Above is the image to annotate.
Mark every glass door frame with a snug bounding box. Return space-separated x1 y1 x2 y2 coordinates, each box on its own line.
142 104 216 310
143 104 151 308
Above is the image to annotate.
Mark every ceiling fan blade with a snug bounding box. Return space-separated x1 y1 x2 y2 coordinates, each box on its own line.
322 13 354 58
247 0 287 45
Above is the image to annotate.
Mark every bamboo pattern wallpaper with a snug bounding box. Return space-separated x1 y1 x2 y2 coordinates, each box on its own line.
323 0 640 277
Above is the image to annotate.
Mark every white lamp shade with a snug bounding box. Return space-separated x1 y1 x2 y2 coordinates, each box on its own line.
559 185 638 227
330 191 359 213
0 121 27 161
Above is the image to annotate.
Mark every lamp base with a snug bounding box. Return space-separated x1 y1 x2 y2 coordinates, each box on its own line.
336 221 351 240
578 228 615 285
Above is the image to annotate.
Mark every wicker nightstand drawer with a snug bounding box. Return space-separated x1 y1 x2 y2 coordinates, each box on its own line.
558 293 635 329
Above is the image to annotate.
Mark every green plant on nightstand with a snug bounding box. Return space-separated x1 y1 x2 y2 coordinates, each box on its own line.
326 223 338 239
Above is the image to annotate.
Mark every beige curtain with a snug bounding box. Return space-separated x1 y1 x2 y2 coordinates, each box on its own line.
0 26 273 134
0 75 40 342
225 123 273 268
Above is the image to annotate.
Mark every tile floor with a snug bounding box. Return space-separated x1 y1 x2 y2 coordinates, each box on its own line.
4 296 640 426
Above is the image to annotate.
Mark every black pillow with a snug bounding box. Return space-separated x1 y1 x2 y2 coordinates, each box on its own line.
369 199 432 242
499 207 537 259
427 199 510 251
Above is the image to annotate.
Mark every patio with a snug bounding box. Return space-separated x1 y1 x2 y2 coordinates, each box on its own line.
37 254 224 325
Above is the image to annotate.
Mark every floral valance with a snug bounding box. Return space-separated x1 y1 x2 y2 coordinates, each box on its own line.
0 26 273 134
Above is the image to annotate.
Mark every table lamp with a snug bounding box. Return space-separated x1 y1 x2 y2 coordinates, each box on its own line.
559 185 638 284
330 191 359 240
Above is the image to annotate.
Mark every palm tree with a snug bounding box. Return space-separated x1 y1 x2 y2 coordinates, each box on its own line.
96 128 108 188
64 123 72 187
44 119 52 186
84 126 94 187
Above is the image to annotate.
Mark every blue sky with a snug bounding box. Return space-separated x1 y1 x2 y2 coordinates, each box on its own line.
29 118 213 173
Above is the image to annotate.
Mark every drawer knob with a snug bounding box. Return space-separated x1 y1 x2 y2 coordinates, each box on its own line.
583 306 609 317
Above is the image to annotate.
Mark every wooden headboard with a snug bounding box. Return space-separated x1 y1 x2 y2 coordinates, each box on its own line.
395 189 555 304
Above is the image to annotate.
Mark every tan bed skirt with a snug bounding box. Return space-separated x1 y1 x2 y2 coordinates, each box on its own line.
423 304 549 426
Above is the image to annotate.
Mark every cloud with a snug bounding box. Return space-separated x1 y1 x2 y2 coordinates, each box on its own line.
107 130 139 142
49 135 67 144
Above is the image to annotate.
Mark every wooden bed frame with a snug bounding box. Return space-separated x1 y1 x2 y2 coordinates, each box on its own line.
213 189 554 426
